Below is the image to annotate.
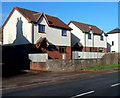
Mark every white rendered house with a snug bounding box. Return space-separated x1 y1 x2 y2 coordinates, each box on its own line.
68 21 107 53
2 7 72 59
0 27 2 44
107 28 120 52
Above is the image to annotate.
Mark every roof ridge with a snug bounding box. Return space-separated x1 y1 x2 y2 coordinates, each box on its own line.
71 20 97 27
15 6 38 13
45 14 58 19
70 20 104 34
114 28 120 30
107 28 120 34
33 12 43 15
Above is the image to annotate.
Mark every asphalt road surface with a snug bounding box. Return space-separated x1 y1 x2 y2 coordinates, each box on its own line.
2 72 120 97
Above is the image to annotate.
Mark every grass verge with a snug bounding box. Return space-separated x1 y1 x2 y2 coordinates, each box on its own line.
84 64 120 70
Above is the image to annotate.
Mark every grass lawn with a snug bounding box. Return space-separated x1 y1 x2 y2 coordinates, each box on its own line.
85 64 120 70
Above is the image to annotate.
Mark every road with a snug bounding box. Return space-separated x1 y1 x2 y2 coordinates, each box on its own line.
2 72 120 97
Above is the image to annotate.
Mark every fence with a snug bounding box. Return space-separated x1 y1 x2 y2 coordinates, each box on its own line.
72 51 105 59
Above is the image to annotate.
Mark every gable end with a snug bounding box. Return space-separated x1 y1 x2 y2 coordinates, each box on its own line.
2 7 31 29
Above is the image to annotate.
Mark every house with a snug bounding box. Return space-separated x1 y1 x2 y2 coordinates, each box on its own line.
107 28 120 52
2 7 72 59
68 21 108 53
0 27 2 44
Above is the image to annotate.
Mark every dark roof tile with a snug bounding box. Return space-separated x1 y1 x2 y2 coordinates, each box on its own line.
9 7 72 30
70 21 103 35
45 14 72 30
16 7 40 22
107 28 120 34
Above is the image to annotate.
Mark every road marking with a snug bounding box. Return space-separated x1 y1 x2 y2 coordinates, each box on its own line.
71 90 95 98
111 83 120 87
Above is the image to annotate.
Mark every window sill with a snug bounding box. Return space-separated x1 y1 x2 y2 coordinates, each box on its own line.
62 35 67 37
38 32 45 33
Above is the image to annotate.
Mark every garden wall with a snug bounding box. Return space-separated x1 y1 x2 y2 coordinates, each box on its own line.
46 53 120 72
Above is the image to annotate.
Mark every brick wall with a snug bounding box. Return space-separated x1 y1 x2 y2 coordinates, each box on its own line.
82 47 107 53
30 62 46 71
47 46 71 59
103 48 107 53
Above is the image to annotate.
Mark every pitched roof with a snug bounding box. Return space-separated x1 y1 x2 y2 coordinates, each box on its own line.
3 7 72 30
45 14 72 30
107 28 120 34
69 21 104 35
16 7 40 22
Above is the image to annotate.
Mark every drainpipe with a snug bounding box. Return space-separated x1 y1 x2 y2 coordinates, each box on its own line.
31 23 34 44
93 33 94 52
84 33 86 52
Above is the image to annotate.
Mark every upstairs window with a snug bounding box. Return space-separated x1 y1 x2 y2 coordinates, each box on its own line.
88 33 92 39
112 41 114 46
48 21 53 24
100 35 104 41
38 24 45 33
62 29 67 36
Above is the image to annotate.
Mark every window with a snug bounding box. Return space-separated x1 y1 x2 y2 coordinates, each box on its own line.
48 21 53 24
62 29 67 36
100 35 104 40
99 47 103 52
38 24 45 33
112 51 115 52
112 41 114 46
59 46 66 53
88 33 91 39
90 47 92 52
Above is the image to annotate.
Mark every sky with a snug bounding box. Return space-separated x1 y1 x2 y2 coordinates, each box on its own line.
1 2 118 33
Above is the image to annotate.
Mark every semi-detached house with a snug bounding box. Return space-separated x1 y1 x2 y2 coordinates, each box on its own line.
68 21 108 53
107 28 120 52
2 7 72 59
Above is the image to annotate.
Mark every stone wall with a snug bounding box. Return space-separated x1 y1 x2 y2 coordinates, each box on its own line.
119 53 120 64
101 53 119 65
46 59 101 72
46 53 120 72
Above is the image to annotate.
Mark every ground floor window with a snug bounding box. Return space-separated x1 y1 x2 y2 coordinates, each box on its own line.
99 47 104 52
59 46 66 53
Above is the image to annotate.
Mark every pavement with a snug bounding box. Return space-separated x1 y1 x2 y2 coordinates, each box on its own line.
2 69 120 97
2 68 120 93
